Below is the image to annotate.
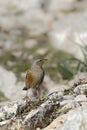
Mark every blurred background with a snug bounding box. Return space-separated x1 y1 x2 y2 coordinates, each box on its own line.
0 0 87 102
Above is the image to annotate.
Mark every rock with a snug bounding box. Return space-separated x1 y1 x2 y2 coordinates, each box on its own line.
0 0 50 46
0 0 87 54
68 72 87 87
0 119 24 130
0 66 24 100
0 92 61 130
75 94 87 101
36 48 48 55
24 92 60 130
63 95 74 100
75 95 87 106
48 0 76 14
44 75 70 93
24 39 37 48
12 50 22 58
60 106 87 130
0 98 32 122
60 100 74 106
0 109 5 122
1 103 17 120
74 83 87 94
49 12 87 60
0 40 16 50
0 86 87 130
42 115 66 130
43 106 87 130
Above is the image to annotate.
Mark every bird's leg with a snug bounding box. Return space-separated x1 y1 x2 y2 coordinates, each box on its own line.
26 91 28 99
36 89 41 103
23 90 30 102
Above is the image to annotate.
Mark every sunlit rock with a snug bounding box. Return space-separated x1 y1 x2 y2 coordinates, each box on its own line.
0 66 24 100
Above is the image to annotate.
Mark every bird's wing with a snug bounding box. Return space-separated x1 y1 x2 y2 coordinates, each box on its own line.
25 70 35 88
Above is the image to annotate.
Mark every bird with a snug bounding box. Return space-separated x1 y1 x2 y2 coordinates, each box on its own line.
23 58 47 100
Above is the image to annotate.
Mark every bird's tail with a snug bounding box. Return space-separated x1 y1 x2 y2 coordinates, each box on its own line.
23 86 27 90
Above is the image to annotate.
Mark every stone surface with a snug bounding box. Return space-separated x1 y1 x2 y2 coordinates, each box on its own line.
61 106 87 130
49 12 87 60
0 0 87 129
42 115 66 130
44 75 70 93
0 66 24 100
74 83 87 94
43 106 87 130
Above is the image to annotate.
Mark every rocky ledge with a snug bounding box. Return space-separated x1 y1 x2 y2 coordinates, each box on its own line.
0 80 87 130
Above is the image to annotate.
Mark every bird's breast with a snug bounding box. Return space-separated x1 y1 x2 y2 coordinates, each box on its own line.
32 67 43 81
26 66 44 89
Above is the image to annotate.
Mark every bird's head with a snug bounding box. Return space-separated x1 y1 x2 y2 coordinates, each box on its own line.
35 59 48 67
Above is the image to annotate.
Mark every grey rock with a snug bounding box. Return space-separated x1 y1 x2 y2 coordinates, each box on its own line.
63 95 74 100
49 11 87 60
74 84 87 94
60 106 87 130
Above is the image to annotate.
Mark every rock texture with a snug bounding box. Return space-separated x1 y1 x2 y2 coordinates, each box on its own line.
0 67 24 100
0 80 87 130
61 106 87 130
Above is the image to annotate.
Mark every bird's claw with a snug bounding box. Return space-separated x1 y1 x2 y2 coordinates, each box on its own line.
23 96 30 102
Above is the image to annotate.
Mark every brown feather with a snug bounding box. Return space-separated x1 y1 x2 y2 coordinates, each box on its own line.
25 70 35 89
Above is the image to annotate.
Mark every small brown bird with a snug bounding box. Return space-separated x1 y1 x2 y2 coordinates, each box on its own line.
23 59 47 100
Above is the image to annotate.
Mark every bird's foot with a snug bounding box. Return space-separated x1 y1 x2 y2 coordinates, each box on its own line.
37 98 42 105
23 95 30 102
